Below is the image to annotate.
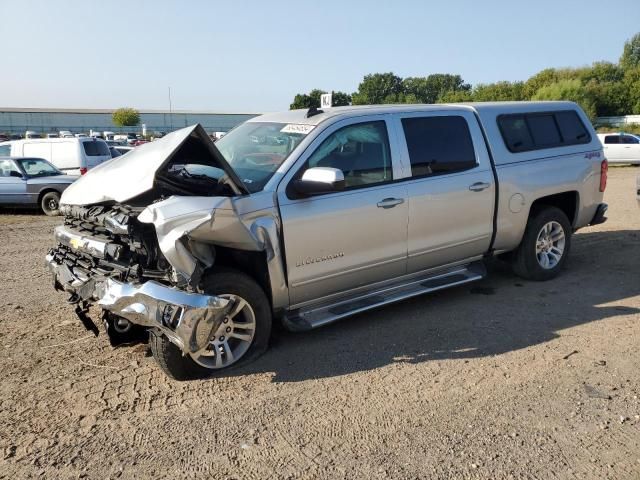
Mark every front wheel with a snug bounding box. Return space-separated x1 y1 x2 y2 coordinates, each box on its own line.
40 191 60 216
150 268 272 380
512 206 572 281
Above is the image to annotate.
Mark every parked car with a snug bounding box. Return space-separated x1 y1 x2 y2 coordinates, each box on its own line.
113 133 138 145
0 157 77 215
59 131 74 138
597 132 640 165
113 145 134 155
108 146 121 158
46 133 59 139
0 137 111 175
25 131 40 139
46 101 607 380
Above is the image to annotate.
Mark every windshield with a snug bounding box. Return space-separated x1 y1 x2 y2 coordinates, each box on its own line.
17 158 62 177
216 122 312 193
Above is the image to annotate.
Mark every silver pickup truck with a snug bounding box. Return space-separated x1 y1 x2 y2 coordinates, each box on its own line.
46 102 608 380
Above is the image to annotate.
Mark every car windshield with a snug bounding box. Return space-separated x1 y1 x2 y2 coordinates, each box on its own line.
17 158 61 177
216 122 313 193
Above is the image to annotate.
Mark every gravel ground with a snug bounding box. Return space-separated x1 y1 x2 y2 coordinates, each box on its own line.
0 168 639 480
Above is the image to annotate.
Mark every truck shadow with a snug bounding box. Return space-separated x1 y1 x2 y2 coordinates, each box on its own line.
232 228 640 383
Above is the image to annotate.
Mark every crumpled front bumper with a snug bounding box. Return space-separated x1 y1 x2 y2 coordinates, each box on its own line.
45 253 232 354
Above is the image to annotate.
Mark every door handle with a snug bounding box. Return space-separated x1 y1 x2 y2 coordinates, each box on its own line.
377 197 404 209
469 182 491 192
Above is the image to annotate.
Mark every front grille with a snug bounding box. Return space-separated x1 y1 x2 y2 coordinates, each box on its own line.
52 204 170 283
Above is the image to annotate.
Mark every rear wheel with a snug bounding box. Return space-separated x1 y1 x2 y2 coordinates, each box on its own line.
513 206 572 281
40 191 60 216
150 268 272 380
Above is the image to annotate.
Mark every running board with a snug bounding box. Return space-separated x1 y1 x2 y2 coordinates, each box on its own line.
282 262 486 331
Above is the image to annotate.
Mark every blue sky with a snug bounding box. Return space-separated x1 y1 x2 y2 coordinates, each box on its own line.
2 0 639 112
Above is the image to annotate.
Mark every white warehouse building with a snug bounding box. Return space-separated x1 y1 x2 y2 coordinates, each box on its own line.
0 107 259 135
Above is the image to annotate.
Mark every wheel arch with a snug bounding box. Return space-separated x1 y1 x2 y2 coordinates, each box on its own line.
529 191 579 227
208 246 274 309
37 187 61 205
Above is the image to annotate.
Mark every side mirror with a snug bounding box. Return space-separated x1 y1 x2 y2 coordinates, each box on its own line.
292 167 345 197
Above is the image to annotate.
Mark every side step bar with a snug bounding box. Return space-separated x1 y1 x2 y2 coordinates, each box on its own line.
283 261 486 331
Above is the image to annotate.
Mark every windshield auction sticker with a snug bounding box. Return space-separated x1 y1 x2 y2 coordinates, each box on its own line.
280 124 315 135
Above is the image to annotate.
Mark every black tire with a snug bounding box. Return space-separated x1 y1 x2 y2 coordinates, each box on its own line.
512 206 572 281
150 268 272 381
40 191 60 216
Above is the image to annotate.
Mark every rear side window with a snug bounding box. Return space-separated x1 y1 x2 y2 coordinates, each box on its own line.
621 135 639 144
401 116 476 177
604 135 620 144
555 111 589 144
498 110 591 153
82 140 110 156
527 114 561 147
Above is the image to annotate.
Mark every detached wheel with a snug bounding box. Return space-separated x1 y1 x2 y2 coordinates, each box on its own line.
40 191 60 216
513 206 572 281
150 268 272 381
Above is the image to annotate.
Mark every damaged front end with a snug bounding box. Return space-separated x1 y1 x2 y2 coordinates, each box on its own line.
46 124 286 355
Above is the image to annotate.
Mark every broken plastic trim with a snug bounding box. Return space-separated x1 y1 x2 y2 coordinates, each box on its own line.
46 254 233 355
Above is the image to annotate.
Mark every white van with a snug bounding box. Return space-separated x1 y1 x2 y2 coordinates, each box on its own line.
0 137 112 175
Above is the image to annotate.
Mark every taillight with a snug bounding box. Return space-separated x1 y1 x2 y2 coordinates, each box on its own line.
599 159 608 192
80 167 88 175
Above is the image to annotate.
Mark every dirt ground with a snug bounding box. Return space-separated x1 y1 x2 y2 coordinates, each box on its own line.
0 168 638 480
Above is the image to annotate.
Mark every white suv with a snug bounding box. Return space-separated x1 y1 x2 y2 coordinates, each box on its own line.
597 133 640 165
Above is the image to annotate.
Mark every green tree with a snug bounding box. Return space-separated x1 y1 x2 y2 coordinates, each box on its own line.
472 81 525 101
351 72 404 105
581 62 624 84
522 67 588 99
330 91 352 107
623 66 640 114
112 107 140 127
532 79 597 120
289 89 326 109
620 32 640 70
585 81 628 116
289 89 351 109
437 90 474 103
403 74 470 103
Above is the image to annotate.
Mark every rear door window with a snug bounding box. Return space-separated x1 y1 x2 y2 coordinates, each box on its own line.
621 135 639 144
604 135 620 144
82 140 110 156
401 116 477 177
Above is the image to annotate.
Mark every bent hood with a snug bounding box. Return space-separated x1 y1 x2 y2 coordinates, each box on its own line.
60 124 248 205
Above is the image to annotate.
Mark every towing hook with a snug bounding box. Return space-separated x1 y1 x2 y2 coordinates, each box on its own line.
67 293 81 304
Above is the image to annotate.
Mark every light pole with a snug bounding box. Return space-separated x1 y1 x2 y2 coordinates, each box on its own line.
168 86 173 131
